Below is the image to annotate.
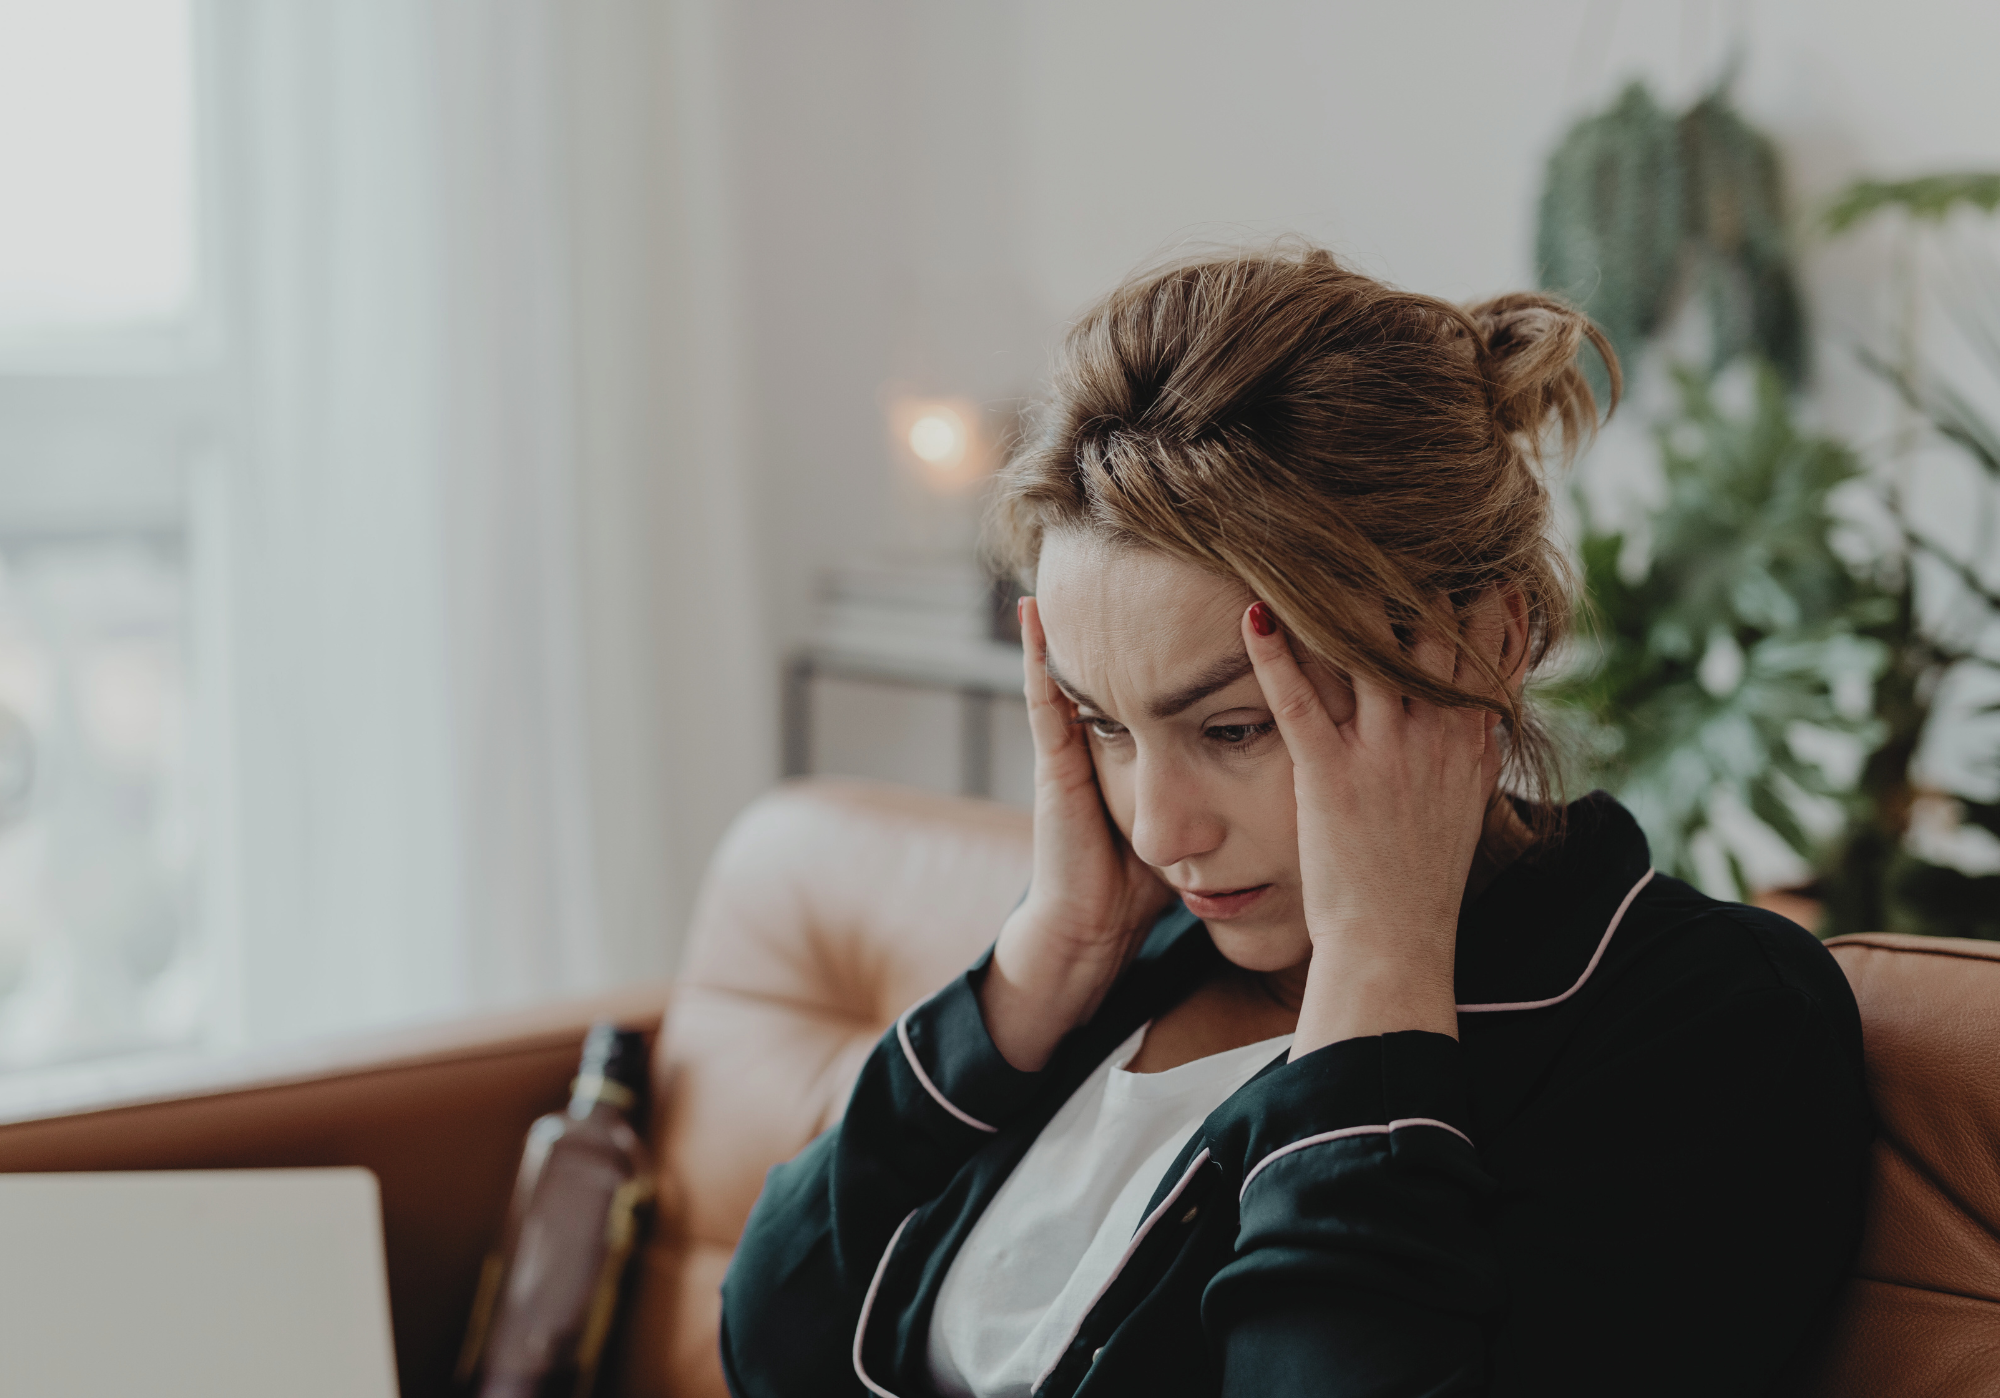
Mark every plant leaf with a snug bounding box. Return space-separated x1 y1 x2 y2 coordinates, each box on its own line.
1824 172 2000 234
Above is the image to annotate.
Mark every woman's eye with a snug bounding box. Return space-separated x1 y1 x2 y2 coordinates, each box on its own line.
1086 718 1127 741
1206 721 1275 746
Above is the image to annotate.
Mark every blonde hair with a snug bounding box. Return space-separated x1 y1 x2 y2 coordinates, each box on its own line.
990 242 1618 821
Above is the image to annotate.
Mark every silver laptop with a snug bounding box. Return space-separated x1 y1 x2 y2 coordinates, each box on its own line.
0 1168 401 1397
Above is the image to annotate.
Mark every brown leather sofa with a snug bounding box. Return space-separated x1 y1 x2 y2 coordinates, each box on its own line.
0 778 1994 1396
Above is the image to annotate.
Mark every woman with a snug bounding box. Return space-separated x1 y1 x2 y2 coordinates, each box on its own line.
720 245 1870 1397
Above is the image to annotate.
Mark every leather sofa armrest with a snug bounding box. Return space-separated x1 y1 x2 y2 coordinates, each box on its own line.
0 982 672 1398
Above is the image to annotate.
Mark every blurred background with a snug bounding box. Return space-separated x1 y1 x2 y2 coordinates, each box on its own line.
0 0 1996 1093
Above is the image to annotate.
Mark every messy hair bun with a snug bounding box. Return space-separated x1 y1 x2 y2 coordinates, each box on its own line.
1468 291 1620 452
991 241 1619 824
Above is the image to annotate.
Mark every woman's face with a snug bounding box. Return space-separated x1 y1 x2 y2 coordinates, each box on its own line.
1034 531 1357 974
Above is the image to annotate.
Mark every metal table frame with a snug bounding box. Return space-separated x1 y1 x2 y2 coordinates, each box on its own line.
781 644 1024 799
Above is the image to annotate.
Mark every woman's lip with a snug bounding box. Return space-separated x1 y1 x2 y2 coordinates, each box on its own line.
1176 884 1273 919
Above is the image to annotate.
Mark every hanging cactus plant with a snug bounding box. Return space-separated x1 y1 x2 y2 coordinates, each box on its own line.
1536 80 1805 391
1679 91 1806 383
1536 82 1684 401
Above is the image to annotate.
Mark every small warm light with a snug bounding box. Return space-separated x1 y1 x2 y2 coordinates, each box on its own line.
907 411 965 468
884 393 989 493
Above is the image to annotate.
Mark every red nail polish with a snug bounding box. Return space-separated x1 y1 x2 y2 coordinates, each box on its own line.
1248 602 1277 637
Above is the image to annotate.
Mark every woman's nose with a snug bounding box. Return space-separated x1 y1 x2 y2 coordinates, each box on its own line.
1127 756 1225 870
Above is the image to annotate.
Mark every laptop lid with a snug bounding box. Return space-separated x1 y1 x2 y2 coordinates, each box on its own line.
0 1167 401 1398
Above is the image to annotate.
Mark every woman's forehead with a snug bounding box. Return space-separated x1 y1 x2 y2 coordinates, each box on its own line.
1037 535 1255 710
1038 531 1249 608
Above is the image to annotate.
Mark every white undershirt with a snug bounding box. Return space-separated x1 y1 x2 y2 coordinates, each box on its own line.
927 1024 1294 1398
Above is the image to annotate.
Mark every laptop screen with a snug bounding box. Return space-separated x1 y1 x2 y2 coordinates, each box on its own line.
0 1167 401 1397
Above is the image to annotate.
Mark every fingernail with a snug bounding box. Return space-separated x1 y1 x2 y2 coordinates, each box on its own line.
1248 602 1277 637
1017 597 1027 624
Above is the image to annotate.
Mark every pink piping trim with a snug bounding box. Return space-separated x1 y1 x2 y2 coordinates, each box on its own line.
1456 867 1656 1014
852 1209 918 1398
1238 1118 1472 1199
897 1011 998 1133
1030 1148 1213 1393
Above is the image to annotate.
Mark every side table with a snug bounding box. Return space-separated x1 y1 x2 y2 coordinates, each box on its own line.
782 635 1025 798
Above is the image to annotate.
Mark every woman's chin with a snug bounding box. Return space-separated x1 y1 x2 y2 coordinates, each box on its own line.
1203 914 1311 975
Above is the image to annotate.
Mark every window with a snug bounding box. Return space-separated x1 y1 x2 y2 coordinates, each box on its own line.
0 2 700 1087
0 0 200 361
0 0 212 1070
0 534 196 1068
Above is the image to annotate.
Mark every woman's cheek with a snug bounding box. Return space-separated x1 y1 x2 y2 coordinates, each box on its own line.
1092 744 1139 844
1243 746 1302 852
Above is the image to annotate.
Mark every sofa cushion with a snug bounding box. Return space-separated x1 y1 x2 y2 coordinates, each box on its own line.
621 779 1032 1398
1807 934 2000 1396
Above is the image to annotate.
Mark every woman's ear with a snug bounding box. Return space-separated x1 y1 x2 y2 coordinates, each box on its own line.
1461 589 1531 695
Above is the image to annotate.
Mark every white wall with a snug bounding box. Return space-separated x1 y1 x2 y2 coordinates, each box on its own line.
686 0 2000 838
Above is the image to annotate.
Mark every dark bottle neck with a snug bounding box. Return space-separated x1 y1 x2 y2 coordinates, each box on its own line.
565 1022 648 1122
566 1071 637 1121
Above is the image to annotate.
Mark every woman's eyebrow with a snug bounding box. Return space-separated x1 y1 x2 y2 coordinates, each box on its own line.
1043 651 1256 720
1041 656 1104 713
1147 653 1255 720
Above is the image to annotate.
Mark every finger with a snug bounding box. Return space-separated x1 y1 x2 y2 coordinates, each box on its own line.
1408 628 1458 722
1242 602 1346 763
1344 601 1411 740
1018 597 1076 756
1454 591 1494 686
1349 665 1406 745
1411 628 1456 689
1479 711 1505 790
1443 700 1497 772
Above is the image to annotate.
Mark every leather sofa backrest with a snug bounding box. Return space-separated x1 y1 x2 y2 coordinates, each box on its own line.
1804 933 2000 1396
620 780 1032 1398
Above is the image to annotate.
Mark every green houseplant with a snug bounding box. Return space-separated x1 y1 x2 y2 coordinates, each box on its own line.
1539 78 2000 936
1814 176 2000 939
1549 366 1886 896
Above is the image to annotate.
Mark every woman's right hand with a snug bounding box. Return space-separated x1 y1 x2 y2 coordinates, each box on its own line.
979 597 1173 1071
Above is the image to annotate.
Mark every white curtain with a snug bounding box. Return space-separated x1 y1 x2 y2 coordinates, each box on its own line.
207 0 770 1046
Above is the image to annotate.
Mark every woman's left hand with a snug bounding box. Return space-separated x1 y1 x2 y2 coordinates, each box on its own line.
1240 601 1501 1055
